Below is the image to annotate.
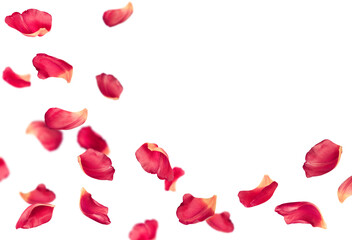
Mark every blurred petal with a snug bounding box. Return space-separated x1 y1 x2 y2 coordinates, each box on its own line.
26 121 63 151
80 188 110 224
338 176 352 203
206 212 234 233
20 184 55 204
45 108 87 130
2 67 30 88
103 2 133 27
0 157 10 181
129 219 158 240
96 73 123 100
165 167 184 191
77 126 109 154
16 204 54 229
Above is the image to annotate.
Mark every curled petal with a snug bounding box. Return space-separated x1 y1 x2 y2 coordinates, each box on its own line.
275 202 326 229
20 184 55 204
0 158 10 181
80 188 110 224
16 204 54 229
78 149 115 180
45 108 87 130
338 176 352 203
32 53 73 83
206 212 234 233
5 9 52 37
165 167 184 191
129 219 158 240
303 139 342 178
103 2 133 27
238 175 278 208
77 126 109 154
26 121 63 151
2 67 30 88
135 143 174 181
96 73 123 100
176 194 217 225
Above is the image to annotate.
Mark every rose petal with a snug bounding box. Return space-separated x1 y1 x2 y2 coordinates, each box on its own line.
129 219 158 240
44 108 87 130
26 121 63 151
103 2 133 27
32 53 73 83
275 202 326 229
20 184 55 204
303 139 342 178
2 67 30 88
238 175 278 208
96 73 123 100
77 126 109 154
80 187 110 224
338 176 352 203
176 194 217 225
0 157 10 181
135 143 174 181
16 204 54 229
5 9 52 37
78 149 115 180
206 212 234 233
165 167 184 191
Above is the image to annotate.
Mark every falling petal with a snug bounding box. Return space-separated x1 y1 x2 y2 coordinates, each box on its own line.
0 158 9 181
80 188 110 224
129 219 158 240
16 204 54 229
96 73 123 100
77 126 109 154
206 212 234 233
103 2 133 27
338 176 352 203
2 67 30 88
26 121 63 151
165 167 184 191
44 108 87 130
20 184 55 204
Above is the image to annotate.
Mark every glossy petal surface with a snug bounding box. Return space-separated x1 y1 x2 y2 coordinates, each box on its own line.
165 167 184 191
338 176 352 203
16 204 54 229
129 219 158 240
77 126 109 154
206 212 234 233
2 67 30 88
96 73 123 100
80 188 110 224
26 121 63 151
0 158 9 181
103 2 133 27
45 108 87 130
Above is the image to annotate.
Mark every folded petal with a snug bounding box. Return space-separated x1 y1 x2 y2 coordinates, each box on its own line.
338 176 352 203
16 204 54 229
20 184 55 204
26 121 63 151
206 212 234 233
77 126 109 154
2 67 30 88
96 73 123 100
5 9 52 37
176 194 217 225
80 187 110 224
275 201 326 229
303 139 342 178
165 167 184 191
0 157 10 181
78 149 115 180
135 143 174 181
32 53 73 83
129 219 158 240
238 175 278 208
103 2 133 27
45 108 87 130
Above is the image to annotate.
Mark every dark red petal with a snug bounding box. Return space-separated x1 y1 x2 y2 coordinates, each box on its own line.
16 204 54 229
103 2 133 27
129 219 158 240
165 167 184 191
338 176 352 203
78 149 115 180
20 184 55 204
32 53 73 83
5 9 52 37
96 73 123 100
206 212 234 233
303 139 342 178
2 67 30 88
176 194 217 225
77 126 109 154
275 202 326 229
238 175 278 207
80 188 110 224
44 108 87 130
0 157 10 181
135 143 174 181
26 121 63 151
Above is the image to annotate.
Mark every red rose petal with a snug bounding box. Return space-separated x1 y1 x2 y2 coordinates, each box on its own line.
206 212 234 233
303 139 342 178
129 219 158 240
338 176 352 203
135 143 174 181
5 9 52 37
165 167 184 191
275 201 326 229
20 184 55 204
44 108 87 130
176 194 217 225
32 53 73 83
80 188 110 224
103 2 133 27
2 67 30 88
16 204 54 229
26 121 63 151
238 175 278 208
77 126 109 154
96 73 123 100
78 149 115 180
0 157 10 181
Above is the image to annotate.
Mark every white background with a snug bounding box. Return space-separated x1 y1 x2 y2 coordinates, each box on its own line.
1 0 352 239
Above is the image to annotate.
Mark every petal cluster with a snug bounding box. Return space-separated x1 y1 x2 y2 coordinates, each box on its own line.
20 184 56 204
80 188 110 224
45 108 87 130
2 67 31 88
103 2 133 27
96 73 123 100
26 121 63 151
129 219 158 240
16 204 54 229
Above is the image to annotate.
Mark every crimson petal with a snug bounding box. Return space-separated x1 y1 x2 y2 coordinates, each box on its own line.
0 157 9 181
26 121 63 151
45 108 87 130
103 2 133 27
20 184 55 204
2 67 30 88
96 73 123 100
16 204 54 229
129 219 158 240
77 126 109 154
206 212 234 233
165 167 184 191
80 188 110 224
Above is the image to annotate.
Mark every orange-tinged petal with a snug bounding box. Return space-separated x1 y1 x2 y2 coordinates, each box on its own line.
80 187 110 224
45 108 87 130
129 219 158 240
0 157 10 181
303 139 342 178
275 202 326 229
176 194 217 225
206 212 234 233
77 126 109 154
2 67 30 88
338 176 352 203
165 167 184 191
20 184 55 204
103 2 133 27
26 121 63 151
238 175 278 208
16 204 54 229
96 73 123 100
